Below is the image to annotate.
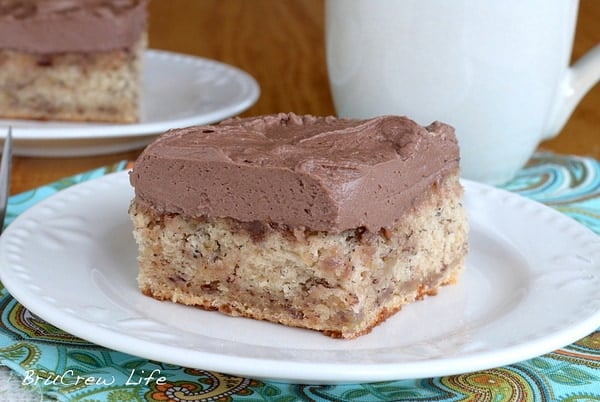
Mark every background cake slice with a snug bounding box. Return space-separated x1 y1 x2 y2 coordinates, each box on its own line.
129 113 469 339
0 0 148 123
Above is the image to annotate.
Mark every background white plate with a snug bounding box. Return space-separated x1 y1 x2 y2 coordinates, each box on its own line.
0 50 260 156
0 172 599 384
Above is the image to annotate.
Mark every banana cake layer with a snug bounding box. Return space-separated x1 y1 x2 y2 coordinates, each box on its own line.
0 0 147 123
129 113 469 338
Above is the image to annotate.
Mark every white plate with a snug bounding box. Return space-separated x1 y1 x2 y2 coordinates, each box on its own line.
0 172 599 384
0 50 260 157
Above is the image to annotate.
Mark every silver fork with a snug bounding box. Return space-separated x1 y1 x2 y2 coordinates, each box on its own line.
0 127 12 235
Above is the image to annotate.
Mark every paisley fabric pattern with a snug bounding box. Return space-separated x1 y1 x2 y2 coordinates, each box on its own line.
0 154 598 401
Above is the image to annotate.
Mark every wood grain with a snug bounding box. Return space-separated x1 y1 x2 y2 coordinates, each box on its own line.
9 0 599 194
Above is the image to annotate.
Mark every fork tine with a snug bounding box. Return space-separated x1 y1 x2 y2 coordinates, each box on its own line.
0 127 13 235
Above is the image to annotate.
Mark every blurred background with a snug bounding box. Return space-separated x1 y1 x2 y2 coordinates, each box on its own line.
149 0 600 157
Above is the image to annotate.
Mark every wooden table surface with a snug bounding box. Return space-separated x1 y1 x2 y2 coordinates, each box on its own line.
10 0 600 195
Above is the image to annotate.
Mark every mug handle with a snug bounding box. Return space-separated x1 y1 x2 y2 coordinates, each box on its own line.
543 43 600 140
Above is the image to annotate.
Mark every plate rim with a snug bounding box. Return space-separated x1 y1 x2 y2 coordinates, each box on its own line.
0 171 599 384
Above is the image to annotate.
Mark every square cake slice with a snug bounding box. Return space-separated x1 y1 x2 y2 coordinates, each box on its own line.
129 113 469 339
0 0 148 123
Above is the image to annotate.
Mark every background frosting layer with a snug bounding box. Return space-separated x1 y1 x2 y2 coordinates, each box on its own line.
0 0 147 53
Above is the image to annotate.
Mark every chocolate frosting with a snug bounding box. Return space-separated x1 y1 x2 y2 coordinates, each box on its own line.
0 0 147 53
130 113 460 233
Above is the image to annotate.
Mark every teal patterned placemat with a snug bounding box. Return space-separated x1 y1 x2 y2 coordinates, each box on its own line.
0 154 598 401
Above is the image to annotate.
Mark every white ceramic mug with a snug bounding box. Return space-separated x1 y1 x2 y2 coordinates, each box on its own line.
326 0 600 184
